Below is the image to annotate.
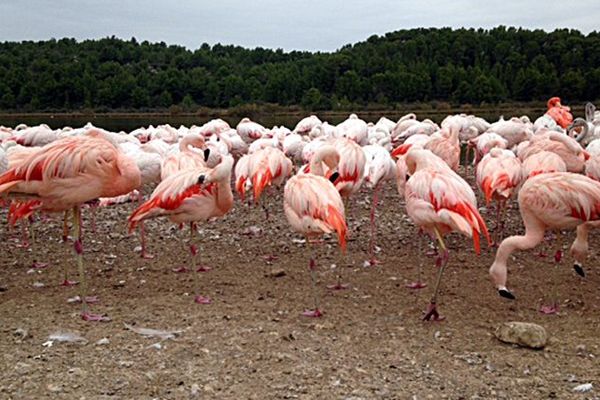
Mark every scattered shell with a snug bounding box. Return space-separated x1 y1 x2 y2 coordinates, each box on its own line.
124 323 182 340
573 383 593 393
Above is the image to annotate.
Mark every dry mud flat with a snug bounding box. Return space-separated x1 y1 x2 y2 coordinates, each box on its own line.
1 174 599 399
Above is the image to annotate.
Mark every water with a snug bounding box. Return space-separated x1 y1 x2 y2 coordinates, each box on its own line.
0 107 552 132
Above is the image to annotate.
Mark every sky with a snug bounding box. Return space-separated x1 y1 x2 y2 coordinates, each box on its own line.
0 1 598 52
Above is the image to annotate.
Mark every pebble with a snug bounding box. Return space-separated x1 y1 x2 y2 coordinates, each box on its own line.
495 322 547 349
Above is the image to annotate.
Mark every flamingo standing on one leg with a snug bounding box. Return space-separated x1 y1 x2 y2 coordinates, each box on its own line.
476 148 523 245
404 149 490 320
246 146 293 219
283 145 347 317
362 144 396 266
128 153 234 304
0 136 141 321
489 172 600 313
328 137 365 289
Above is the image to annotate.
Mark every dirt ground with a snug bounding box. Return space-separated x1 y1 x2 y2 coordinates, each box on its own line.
1 167 599 400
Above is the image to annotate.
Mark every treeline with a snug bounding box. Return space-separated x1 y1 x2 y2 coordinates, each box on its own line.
0 27 599 112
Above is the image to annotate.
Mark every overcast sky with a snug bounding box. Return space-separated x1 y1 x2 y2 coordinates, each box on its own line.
1 1 598 52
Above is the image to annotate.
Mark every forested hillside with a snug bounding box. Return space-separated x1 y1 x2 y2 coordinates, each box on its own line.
0 27 598 112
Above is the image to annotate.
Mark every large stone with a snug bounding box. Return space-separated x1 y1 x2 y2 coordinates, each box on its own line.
495 322 548 349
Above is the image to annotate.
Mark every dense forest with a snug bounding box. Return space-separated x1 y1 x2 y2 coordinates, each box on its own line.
0 27 599 112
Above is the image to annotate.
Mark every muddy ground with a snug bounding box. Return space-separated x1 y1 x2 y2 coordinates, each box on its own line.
1 168 599 399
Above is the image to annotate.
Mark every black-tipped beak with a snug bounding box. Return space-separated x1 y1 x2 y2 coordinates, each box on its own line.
328 171 340 184
574 263 585 277
203 148 211 162
197 175 206 185
498 288 516 300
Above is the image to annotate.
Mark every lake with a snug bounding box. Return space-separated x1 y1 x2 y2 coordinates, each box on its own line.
0 105 578 132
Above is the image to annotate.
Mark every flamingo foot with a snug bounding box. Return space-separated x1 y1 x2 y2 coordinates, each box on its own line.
422 303 445 321
196 265 212 273
32 262 49 269
263 254 279 262
498 288 516 300
302 308 323 318
194 295 211 304
80 312 111 322
537 251 548 258
574 262 585 277
60 279 79 287
172 266 189 273
141 252 155 260
539 304 559 315
15 241 30 249
406 281 427 289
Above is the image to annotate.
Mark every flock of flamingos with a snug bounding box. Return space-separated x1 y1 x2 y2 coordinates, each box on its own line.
1 96 600 322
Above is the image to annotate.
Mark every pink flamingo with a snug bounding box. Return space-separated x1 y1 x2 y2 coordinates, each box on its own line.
362 144 396 266
0 136 141 320
489 172 600 313
283 144 347 317
404 149 490 320
518 131 588 173
329 137 365 289
545 97 574 129
423 124 461 171
128 153 234 304
521 151 567 179
246 146 293 217
476 148 523 244
160 134 206 179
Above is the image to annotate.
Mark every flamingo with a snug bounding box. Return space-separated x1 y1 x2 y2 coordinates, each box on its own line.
283 144 347 317
423 124 461 172
476 148 523 244
128 153 234 304
362 144 396 266
404 148 490 320
0 136 141 321
160 134 206 179
545 97 574 129
517 131 588 173
521 151 567 179
489 172 600 313
246 146 293 219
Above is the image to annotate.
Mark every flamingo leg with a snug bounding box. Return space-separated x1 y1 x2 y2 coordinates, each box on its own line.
423 227 448 321
16 220 30 248
28 215 36 244
73 205 108 321
366 183 381 266
60 210 78 286
139 221 154 259
540 231 562 315
407 231 427 289
190 222 211 304
303 237 323 317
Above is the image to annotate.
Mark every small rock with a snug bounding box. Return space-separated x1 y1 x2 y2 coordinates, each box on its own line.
191 383 201 397
495 322 547 349
268 268 286 278
47 384 62 393
13 328 29 340
96 337 110 345
32 282 45 288
573 383 593 393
